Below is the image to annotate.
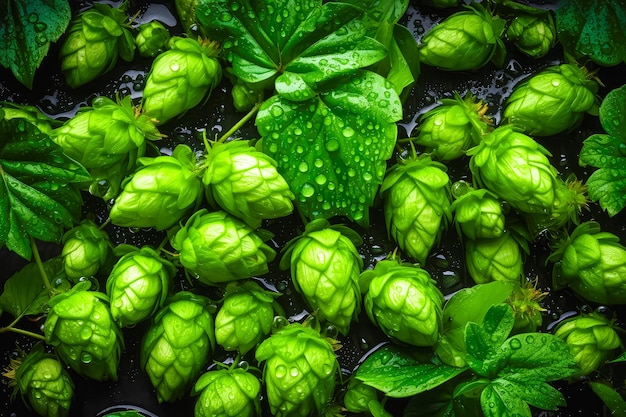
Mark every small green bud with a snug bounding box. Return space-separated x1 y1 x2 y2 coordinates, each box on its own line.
61 219 112 281
135 21 171 58
506 13 556 59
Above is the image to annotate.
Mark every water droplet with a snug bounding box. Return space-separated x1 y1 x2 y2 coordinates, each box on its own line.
80 326 93 340
170 62 180 71
551 80 560 87
270 106 284 118
28 13 38 23
618 143 626 156
273 315 289 330
290 367 299 377
34 22 47 32
80 352 93 364
322 139 339 154
509 338 522 349
315 174 327 185
314 158 324 168
342 127 355 138
220 12 233 22
275 365 287 378
294 127 303 136
300 183 315 197
42 370 52 379
298 161 309 172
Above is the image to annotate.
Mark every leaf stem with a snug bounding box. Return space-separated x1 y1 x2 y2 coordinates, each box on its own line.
30 237 52 294
215 101 262 145
0 325 46 341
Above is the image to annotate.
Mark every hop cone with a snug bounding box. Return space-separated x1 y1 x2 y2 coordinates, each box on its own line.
170 209 276 285
255 322 339 417
192 368 261 417
8 348 74 417
203 140 294 228
381 154 452 265
135 21 171 58
279 219 362 335
506 13 557 59
142 36 222 125
59 3 135 88
106 246 176 327
51 95 162 199
60 219 112 281
412 92 491 161
451 182 505 240
418 3 506 71
109 144 203 230
141 292 216 403
360 258 444 347
503 64 599 136
43 284 124 381
214 281 280 354
467 125 558 214
548 221 626 304
465 231 527 285
554 312 622 375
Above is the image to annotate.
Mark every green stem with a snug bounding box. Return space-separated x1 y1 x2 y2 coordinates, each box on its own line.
215 101 262 145
0 325 46 341
31 237 52 294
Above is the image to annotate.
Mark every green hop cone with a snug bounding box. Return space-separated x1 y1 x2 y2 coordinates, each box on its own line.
7 347 74 417
170 209 276 285
467 125 558 214
106 246 176 327
192 367 261 417
109 144 203 230
548 221 626 304
412 92 492 161
506 12 557 59
503 63 600 136
51 95 163 200
141 36 222 125
141 291 216 403
202 139 294 228
360 257 444 347
255 321 339 417
465 230 528 285
279 219 363 335
451 181 505 240
135 21 171 58
59 3 135 88
230 78 268 112
380 154 452 265
418 3 506 71
214 281 280 354
43 284 124 381
554 312 623 375
60 219 112 281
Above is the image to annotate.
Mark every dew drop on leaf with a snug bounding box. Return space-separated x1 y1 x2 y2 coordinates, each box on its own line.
298 161 309 172
509 338 522 349
80 352 93 364
315 174 327 185
618 142 626 156
300 183 315 197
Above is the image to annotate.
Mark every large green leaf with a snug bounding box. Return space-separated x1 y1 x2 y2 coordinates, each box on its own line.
257 71 402 224
556 0 626 66
0 0 71 89
0 118 90 260
0 257 70 318
355 345 467 398
579 84 626 216
196 0 388 85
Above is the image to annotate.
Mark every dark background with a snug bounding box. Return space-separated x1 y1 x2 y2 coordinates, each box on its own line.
2 1 626 416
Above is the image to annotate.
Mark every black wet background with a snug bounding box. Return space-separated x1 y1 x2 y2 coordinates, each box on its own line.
1 1 626 416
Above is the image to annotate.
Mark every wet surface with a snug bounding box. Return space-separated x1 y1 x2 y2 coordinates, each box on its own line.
1 1 626 416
